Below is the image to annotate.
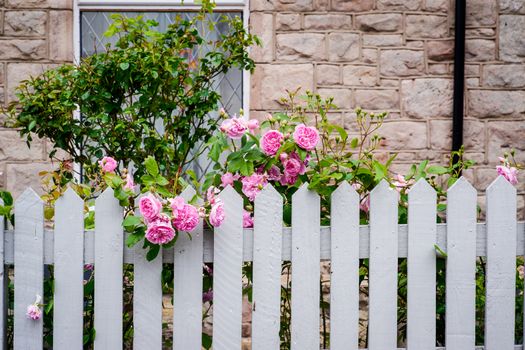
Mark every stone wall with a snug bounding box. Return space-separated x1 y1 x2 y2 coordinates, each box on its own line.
249 0 525 210
0 0 524 209
0 0 73 198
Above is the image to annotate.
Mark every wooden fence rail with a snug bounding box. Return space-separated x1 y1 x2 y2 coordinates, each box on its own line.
0 176 524 349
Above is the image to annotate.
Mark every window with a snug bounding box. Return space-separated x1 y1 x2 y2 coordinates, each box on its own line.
73 0 250 176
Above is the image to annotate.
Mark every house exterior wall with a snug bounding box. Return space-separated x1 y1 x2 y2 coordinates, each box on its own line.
0 0 524 211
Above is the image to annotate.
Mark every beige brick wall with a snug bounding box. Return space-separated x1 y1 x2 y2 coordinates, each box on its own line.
0 0 524 207
0 0 73 198
249 0 525 205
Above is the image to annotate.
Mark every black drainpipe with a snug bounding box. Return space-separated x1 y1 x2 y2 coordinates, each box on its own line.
452 0 466 165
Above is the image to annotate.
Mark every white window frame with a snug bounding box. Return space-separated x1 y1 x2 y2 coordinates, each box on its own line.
73 0 251 116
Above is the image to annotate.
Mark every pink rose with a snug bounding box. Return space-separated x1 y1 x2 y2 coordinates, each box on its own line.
261 130 284 156
26 295 42 320
497 165 518 185
243 209 254 228
98 156 118 172
241 174 268 201
360 195 370 213
209 200 225 227
220 117 248 139
221 172 240 187
247 119 260 131
280 152 306 186
145 216 176 245
267 165 282 181
170 197 200 232
139 194 163 223
202 290 214 303
293 124 319 150
279 152 288 162
123 173 135 191
206 186 220 205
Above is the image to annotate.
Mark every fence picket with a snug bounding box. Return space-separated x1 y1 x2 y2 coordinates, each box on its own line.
407 179 436 349
291 184 320 350
485 176 516 349
0 198 5 350
13 188 44 350
252 185 283 350
213 186 244 350
330 182 359 350
133 193 162 350
94 188 123 350
54 188 84 349
368 180 398 350
173 186 203 350
446 177 477 350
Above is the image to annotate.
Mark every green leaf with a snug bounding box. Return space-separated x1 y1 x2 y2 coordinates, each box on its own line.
0 191 13 206
119 62 130 70
156 175 169 186
28 120 37 131
126 232 144 247
146 244 160 261
350 137 359 149
123 215 141 227
144 156 159 177
434 244 448 258
427 165 449 175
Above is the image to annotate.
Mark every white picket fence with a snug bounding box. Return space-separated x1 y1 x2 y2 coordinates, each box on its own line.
0 176 524 349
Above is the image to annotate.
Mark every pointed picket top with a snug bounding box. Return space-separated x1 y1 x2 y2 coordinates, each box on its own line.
219 184 242 200
370 179 397 201
408 178 436 201
292 182 319 201
180 185 197 202
15 187 42 206
256 183 281 204
486 175 516 194
447 176 476 196
332 181 359 202
58 186 83 205
97 186 116 202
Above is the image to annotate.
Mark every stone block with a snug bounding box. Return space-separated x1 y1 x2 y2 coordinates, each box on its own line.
317 64 340 85
276 33 326 61
304 14 352 30
4 11 47 36
250 13 273 62
317 88 352 109
468 90 525 118
0 40 46 60
354 89 399 110
342 65 377 86
380 50 425 76
6 162 55 199
377 0 421 10
466 0 497 26
362 48 377 64
483 64 525 88
331 0 374 11
380 121 427 149
276 13 301 31
487 121 525 163
363 34 403 47
0 130 44 161
401 78 453 118
275 0 313 11
499 0 525 14
428 63 449 75
406 15 448 38
50 11 73 61
328 33 359 62
465 28 496 37
250 0 275 11
425 0 448 12
499 15 525 62
427 40 454 61
429 119 485 151
251 64 314 109
355 13 402 32
465 39 495 62
7 63 57 102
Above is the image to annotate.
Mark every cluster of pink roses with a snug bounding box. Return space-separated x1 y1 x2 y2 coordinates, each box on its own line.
139 192 224 245
219 113 259 139
497 157 518 185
